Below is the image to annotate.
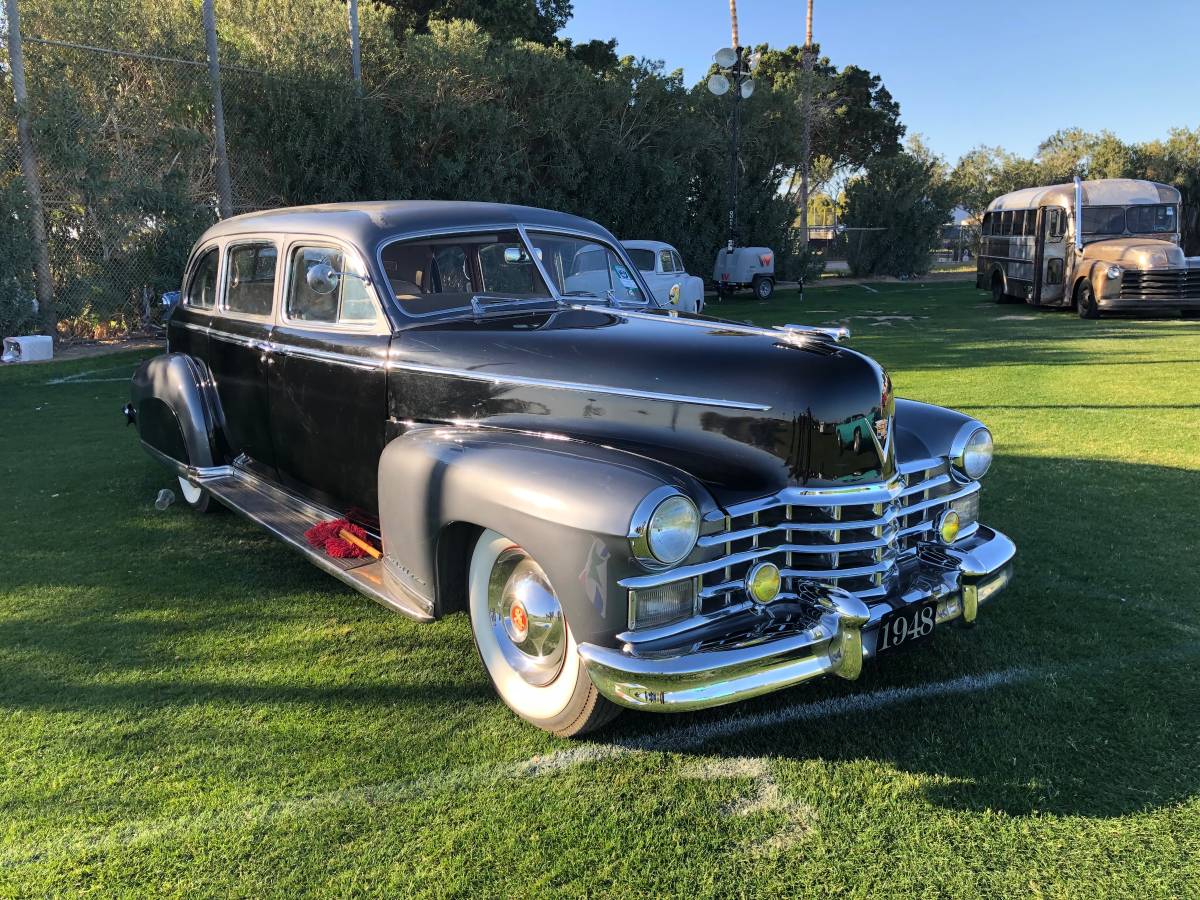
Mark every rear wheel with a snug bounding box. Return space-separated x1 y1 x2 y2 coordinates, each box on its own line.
468 529 620 737
1076 281 1100 319
753 276 775 300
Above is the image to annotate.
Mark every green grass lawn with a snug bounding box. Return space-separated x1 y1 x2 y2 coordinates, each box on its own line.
2 282 1198 897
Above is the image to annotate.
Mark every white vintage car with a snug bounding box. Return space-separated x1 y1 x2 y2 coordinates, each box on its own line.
622 240 705 313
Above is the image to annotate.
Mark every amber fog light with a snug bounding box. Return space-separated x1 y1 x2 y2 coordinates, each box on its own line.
937 509 961 545
746 562 782 604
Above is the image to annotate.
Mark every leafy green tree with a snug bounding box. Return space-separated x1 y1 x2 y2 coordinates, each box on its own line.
843 138 954 276
374 0 572 44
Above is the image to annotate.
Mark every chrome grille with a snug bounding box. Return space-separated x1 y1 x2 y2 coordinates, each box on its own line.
1120 269 1200 300
697 459 977 613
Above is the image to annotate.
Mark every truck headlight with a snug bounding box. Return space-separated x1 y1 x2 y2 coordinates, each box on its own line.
951 425 993 482
1106 265 1122 280
630 490 700 567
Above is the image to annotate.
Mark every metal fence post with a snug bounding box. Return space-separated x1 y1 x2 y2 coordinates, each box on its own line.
348 0 362 92
202 0 233 218
4 0 56 335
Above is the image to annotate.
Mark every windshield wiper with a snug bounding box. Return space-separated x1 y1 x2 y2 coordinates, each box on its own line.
468 293 557 316
560 289 617 307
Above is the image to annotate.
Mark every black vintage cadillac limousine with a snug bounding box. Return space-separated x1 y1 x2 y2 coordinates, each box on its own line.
127 201 1015 736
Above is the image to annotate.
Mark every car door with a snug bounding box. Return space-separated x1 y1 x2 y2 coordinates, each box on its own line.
268 239 390 515
206 240 279 476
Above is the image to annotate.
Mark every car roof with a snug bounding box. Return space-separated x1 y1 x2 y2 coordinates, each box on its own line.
622 240 675 252
986 178 1181 212
199 200 614 248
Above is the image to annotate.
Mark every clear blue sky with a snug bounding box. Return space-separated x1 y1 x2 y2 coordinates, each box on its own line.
560 0 1199 163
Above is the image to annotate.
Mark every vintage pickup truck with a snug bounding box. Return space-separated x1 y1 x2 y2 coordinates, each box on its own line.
126 201 1015 736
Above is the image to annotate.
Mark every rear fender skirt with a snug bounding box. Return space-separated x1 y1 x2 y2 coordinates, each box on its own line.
376 425 717 643
130 353 223 469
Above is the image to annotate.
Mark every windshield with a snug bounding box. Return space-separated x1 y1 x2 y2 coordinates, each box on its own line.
1125 204 1178 234
379 229 553 316
526 231 648 306
1081 204 1180 236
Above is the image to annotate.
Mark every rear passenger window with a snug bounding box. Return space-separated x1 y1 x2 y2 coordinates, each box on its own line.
185 248 219 309
225 244 277 317
659 249 674 273
671 250 684 272
287 246 377 326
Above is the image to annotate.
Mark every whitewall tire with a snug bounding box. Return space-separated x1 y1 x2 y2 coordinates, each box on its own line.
177 474 214 513
468 529 619 737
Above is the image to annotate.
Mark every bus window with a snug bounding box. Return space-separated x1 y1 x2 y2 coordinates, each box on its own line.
1082 206 1125 235
1000 211 1013 236
1014 210 1028 236
1046 258 1064 284
981 212 992 236
1047 208 1065 241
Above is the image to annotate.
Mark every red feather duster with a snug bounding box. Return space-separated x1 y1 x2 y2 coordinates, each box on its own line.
304 518 374 559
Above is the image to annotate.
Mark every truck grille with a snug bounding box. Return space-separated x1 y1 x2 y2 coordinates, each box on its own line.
697 460 977 613
1120 269 1200 300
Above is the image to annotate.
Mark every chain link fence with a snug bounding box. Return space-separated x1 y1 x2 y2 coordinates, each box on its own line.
1 29 300 341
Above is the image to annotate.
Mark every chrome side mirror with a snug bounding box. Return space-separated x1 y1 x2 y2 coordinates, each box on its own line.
306 263 340 295
503 246 528 264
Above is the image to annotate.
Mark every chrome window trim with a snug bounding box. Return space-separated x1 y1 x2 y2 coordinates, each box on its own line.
182 243 222 311
278 237 389 336
175 321 383 371
220 239 280 322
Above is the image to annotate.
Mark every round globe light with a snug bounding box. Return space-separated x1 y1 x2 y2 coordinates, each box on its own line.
714 47 738 68
740 78 755 99
707 73 730 96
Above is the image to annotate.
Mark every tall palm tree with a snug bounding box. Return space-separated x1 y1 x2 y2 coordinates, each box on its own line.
800 0 815 250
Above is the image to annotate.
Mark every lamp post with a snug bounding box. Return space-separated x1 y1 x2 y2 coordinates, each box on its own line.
708 46 758 251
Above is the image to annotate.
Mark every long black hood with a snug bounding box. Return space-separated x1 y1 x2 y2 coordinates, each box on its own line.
389 307 894 505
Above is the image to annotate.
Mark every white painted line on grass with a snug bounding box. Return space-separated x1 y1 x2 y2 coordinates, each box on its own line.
860 284 879 293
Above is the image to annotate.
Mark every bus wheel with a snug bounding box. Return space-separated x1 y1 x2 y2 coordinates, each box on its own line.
990 273 1016 304
1076 281 1100 320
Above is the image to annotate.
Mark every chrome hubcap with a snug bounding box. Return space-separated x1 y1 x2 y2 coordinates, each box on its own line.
487 547 566 687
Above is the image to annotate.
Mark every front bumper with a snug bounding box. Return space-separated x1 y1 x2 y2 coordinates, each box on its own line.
578 525 1015 711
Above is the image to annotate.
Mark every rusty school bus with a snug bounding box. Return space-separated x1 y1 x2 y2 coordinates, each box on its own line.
977 177 1199 318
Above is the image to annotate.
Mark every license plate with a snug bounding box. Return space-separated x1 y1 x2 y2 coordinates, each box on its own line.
875 600 937 654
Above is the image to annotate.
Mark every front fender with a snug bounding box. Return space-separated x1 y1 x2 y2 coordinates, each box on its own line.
130 353 223 469
894 398 980 463
376 426 718 644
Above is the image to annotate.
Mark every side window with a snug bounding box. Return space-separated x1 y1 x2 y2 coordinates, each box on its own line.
225 243 277 317
1000 211 1013 236
185 248 219 309
626 248 656 272
659 249 674 273
1047 208 1065 241
981 213 991 237
1046 258 1064 285
671 250 684 273
287 246 377 326
1013 210 1027 236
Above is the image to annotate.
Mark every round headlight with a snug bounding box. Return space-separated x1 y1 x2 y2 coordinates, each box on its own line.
1106 265 1122 280
952 426 993 481
646 495 700 565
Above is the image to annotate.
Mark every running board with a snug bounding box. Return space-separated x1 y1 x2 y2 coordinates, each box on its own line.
196 465 434 623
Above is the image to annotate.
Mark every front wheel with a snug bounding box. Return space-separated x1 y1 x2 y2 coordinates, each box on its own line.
468 529 620 737
753 276 775 300
1076 281 1100 319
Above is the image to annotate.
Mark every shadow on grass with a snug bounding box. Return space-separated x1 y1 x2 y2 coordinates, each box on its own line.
591 454 1200 819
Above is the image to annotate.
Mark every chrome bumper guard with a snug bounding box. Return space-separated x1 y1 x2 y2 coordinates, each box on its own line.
579 526 1015 711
